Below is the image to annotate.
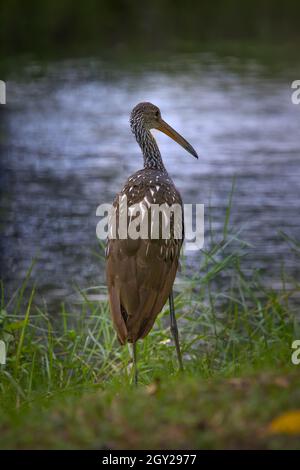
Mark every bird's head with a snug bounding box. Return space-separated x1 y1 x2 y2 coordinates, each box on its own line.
130 102 198 159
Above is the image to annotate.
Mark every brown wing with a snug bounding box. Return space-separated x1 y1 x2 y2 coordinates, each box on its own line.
106 168 183 344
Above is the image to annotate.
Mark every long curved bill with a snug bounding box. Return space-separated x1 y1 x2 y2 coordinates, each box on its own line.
156 119 198 158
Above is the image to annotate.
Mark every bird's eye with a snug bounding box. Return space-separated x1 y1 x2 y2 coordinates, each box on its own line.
155 110 159 118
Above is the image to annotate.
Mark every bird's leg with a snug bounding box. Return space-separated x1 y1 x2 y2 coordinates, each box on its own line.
132 341 138 386
169 290 183 371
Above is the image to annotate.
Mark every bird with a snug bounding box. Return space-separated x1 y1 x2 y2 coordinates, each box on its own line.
106 102 198 384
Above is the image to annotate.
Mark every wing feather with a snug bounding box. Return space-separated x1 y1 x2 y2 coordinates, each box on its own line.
106 168 183 343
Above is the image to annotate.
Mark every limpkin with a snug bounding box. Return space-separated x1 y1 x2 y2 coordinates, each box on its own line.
106 102 198 383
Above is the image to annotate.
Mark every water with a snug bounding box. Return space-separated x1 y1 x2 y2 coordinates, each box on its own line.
1 54 300 306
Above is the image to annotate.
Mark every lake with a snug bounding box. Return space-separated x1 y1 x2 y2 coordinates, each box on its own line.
1 53 299 306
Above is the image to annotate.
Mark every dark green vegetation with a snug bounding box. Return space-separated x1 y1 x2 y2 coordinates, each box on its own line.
0 211 299 448
1 0 300 58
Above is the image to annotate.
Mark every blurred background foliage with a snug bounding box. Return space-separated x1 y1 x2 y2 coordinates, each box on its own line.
1 0 300 58
1 0 300 300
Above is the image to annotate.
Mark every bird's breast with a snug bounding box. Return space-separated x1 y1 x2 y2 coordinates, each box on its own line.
107 169 184 258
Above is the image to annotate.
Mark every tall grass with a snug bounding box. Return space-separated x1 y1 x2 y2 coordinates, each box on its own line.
0 195 298 410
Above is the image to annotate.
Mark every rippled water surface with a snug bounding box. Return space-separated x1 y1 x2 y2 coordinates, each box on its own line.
1 54 300 304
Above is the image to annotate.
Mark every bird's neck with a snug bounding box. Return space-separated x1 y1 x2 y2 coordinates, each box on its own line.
131 123 167 173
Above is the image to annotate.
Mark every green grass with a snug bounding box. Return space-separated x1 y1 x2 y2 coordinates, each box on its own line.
0 204 300 448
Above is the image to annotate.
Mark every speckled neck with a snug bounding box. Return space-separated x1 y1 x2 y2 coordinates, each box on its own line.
130 119 167 173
